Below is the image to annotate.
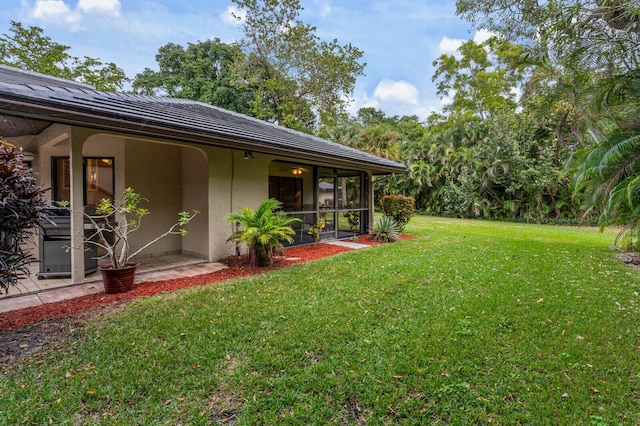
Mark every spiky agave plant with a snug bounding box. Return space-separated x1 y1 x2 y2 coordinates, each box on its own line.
371 216 401 243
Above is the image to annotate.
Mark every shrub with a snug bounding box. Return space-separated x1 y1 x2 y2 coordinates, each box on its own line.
0 143 48 293
379 194 416 231
227 199 300 266
371 216 401 243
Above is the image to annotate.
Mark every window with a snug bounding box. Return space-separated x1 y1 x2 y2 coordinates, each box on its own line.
269 176 303 212
52 157 114 208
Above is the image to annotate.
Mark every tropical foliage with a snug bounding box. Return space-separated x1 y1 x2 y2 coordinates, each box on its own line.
226 198 300 266
454 0 640 246
0 143 48 293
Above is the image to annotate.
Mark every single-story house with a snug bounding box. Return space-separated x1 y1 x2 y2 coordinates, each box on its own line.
0 65 405 283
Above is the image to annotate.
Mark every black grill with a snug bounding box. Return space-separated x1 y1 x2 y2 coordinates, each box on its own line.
36 207 98 279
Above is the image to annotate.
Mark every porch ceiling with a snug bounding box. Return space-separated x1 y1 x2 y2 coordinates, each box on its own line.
0 66 406 175
0 114 50 137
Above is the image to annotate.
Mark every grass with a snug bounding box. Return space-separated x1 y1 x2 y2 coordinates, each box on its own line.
2 216 640 424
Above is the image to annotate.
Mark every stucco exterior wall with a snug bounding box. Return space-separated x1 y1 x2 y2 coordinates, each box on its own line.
205 147 271 260
19 123 379 265
180 146 209 259
124 139 184 257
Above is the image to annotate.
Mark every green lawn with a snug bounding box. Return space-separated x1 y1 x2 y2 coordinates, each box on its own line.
2 216 640 424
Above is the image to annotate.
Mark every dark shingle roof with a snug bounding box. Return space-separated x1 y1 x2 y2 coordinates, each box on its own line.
0 66 405 173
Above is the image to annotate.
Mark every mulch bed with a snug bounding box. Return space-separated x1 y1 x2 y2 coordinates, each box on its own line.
0 235 412 362
1 235 413 330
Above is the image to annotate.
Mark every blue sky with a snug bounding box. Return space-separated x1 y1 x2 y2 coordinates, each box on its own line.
1 0 488 120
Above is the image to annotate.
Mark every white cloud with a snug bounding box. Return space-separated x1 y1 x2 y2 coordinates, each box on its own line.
373 79 419 106
30 0 79 24
438 29 499 56
221 5 244 26
473 28 496 43
77 0 121 16
314 0 332 17
440 96 453 107
347 91 379 116
438 36 464 55
510 86 522 102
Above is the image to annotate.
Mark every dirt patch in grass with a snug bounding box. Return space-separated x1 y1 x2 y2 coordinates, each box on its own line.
0 237 411 362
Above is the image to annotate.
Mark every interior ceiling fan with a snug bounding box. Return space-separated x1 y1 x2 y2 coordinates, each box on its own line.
282 165 310 175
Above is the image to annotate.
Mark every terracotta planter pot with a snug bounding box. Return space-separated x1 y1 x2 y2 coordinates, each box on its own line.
99 262 139 294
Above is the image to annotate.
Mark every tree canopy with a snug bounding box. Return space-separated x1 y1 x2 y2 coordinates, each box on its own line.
432 37 527 120
230 0 366 132
0 21 128 92
132 39 256 116
439 0 640 243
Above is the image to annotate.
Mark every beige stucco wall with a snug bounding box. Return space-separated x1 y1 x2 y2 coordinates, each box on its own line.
119 138 209 260
180 146 209 259
204 147 271 260
14 123 379 266
124 139 198 258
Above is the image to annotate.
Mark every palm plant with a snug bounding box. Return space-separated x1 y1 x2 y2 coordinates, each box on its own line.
572 129 640 248
226 198 300 266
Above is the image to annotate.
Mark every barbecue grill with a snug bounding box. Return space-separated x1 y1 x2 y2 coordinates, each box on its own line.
36 206 98 279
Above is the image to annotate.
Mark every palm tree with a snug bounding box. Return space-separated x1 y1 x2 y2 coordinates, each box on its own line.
226 198 300 266
572 129 640 247
357 124 401 161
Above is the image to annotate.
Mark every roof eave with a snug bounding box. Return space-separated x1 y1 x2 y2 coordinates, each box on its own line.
0 95 406 174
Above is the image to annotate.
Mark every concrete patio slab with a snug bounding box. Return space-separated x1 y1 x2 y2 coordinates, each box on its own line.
0 257 229 315
37 283 104 305
0 294 43 314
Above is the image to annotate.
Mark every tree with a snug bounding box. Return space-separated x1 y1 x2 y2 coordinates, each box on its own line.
132 39 256 116
356 124 401 161
572 129 640 247
0 143 48 293
0 21 128 92
432 37 527 120
455 0 640 133
230 0 365 131
456 0 640 236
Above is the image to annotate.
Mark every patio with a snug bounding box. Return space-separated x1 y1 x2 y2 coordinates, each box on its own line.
0 254 228 314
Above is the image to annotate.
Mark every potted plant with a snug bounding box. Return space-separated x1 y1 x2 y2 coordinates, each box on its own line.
308 218 325 243
81 187 197 294
226 198 299 267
